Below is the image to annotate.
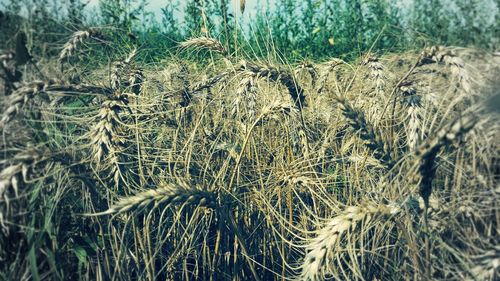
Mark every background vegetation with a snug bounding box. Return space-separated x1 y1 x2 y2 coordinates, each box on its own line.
1 0 499 61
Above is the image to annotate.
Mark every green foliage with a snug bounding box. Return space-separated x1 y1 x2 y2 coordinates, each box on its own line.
0 0 498 63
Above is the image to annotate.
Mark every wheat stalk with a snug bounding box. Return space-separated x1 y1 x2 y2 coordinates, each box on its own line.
92 181 217 215
0 51 15 63
233 71 257 120
419 46 472 95
295 61 318 88
111 49 137 92
416 112 479 207
300 202 401 281
128 69 144 95
240 0 246 13
0 51 21 96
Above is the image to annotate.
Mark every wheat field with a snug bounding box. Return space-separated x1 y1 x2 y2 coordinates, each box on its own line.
0 30 499 281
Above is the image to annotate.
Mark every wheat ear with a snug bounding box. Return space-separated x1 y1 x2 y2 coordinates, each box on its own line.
301 202 401 281
88 99 126 184
318 58 345 94
233 71 257 120
179 37 228 56
363 54 386 97
335 96 393 168
416 112 479 206
59 28 101 62
0 79 58 128
400 86 422 151
295 61 318 88
92 181 216 215
239 60 306 110
419 46 471 95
